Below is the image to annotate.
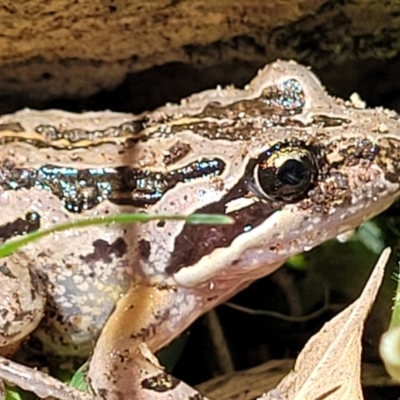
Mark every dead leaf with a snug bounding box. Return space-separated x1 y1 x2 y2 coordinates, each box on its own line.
196 359 397 400
259 247 391 400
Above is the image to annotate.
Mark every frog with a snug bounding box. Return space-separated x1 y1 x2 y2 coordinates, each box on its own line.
0 60 400 399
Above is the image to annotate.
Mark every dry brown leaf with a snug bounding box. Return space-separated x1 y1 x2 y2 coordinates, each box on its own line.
196 360 396 400
259 248 391 400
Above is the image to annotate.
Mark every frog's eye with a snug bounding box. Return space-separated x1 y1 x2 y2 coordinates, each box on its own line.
250 143 318 203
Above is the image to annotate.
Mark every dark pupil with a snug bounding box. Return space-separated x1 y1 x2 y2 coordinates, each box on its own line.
254 153 316 204
277 159 306 185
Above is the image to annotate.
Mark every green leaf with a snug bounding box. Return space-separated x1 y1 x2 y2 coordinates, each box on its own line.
389 261 400 329
354 221 385 254
69 363 89 392
5 387 23 400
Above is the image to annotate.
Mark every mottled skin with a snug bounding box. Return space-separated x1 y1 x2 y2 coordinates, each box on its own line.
0 60 400 399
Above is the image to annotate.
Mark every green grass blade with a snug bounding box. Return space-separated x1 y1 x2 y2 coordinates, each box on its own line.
0 213 233 258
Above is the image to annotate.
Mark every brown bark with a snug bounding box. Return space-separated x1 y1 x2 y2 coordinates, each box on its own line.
1 0 400 105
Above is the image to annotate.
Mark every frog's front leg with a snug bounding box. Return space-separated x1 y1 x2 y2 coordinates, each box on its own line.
0 255 71 399
0 253 46 356
87 282 209 399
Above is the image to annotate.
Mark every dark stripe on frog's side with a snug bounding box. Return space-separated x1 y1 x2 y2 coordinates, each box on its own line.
0 158 225 212
0 212 41 241
197 78 306 119
167 78 350 141
0 120 145 149
165 178 278 275
36 120 145 144
0 79 350 149
169 113 351 142
160 79 308 141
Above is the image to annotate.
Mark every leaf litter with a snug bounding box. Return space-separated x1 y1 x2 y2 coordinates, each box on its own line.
259 248 391 400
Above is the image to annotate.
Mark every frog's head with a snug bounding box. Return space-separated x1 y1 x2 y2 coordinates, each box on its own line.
167 61 400 288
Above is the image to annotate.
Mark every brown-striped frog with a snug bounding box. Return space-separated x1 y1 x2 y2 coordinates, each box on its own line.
1 60 400 399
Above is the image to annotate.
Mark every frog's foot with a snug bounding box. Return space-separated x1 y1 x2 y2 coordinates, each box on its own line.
88 283 208 399
92 342 207 399
0 355 93 400
0 256 49 398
